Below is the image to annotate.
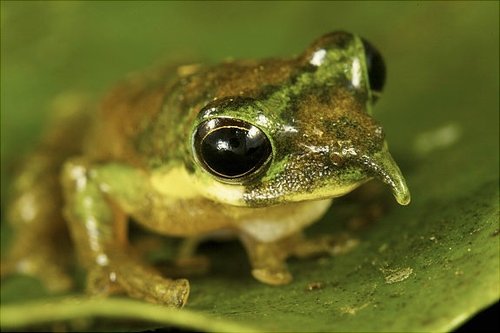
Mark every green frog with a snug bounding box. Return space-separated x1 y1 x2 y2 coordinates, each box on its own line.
2 31 410 307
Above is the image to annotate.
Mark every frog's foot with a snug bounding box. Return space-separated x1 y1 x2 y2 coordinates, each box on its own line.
290 233 360 258
240 232 359 286
251 266 292 286
86 255 189 307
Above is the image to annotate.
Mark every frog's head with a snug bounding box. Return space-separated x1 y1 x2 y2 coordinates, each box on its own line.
189 31 410 207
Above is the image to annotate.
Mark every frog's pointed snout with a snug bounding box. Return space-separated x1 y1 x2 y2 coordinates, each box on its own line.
360 150 411 206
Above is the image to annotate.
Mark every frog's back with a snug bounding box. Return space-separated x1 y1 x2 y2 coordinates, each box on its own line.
82 64 183 167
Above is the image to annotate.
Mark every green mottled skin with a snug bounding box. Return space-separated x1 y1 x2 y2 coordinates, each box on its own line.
3 31 409 306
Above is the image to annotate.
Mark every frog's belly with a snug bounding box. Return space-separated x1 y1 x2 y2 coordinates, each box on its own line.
233 199 333 242
134 194 331 241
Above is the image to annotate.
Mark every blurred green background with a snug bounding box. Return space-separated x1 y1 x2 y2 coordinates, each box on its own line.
1 1 498 332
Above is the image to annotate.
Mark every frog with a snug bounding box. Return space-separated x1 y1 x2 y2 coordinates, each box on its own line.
2 31 410 307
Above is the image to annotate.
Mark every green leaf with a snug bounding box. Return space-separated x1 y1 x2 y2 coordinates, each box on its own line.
0 297 259 332
1 1 498 332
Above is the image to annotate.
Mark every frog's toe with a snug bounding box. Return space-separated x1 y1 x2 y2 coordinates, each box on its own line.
291 234 359 258
154 278 190 307
252 267 293 286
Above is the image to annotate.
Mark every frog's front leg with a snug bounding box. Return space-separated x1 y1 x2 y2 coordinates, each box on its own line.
61 159 189 306
240 234 294 285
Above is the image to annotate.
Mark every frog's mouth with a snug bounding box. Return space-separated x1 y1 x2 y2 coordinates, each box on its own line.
359 150 411 205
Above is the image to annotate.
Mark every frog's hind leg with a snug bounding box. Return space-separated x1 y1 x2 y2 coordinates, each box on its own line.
2 165 74 292
1 93 93 292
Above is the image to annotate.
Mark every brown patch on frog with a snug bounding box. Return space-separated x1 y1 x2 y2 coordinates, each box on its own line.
135 57 300 167
292 89 384 154
88 66 178 168
212 59 296 98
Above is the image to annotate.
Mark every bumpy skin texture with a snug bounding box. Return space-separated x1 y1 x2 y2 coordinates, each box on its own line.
2 32 410 306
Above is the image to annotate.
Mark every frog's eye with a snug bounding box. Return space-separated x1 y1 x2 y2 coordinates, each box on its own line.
193 118 272 181
361 38 386 101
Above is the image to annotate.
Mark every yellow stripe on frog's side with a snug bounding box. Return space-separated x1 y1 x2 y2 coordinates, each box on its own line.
150 165 246 205
150 166 199 199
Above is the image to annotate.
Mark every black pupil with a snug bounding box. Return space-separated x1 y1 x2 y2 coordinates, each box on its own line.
361 38 386 94
199 125 271 178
